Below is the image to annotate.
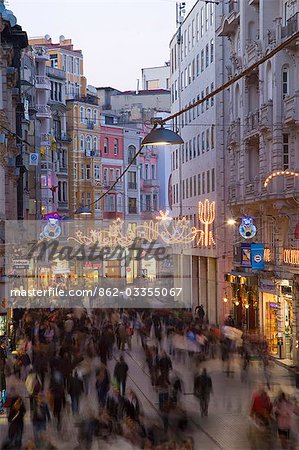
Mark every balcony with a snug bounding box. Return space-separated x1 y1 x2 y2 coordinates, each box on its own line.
56 132 71 142
86 120 95 130
228 182 240 203
41 161 53 172
36 105 51 119
227 119 240 147
35 76 50 90
245 40 261 66
282 13 299 42
244 178 261 200
56 164 68 175
46 66 66 81
259 101 273 131
244 110 260 137
128 182 137 190
92 179 103 187
283 92 299 125
142 179 160 188
58 201 68 210
217 0 240 37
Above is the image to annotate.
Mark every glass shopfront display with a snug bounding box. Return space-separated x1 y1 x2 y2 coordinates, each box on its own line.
282 295 293 360
263 293 279 355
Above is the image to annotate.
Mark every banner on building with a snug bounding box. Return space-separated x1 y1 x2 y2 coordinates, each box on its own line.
251 244 265 270
241 244 251 267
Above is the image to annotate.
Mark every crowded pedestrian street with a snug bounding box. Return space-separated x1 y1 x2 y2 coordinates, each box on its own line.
0 309 298 449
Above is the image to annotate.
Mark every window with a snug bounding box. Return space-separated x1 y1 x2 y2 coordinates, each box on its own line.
146 195 151 211
186 178 189 198
153 194 158 211
80 135 84 151
206 86 209 109
197 135 200 156
152 164 155 180
69 56 74 73
205 2 209 31
93 137 98 154
50 54 58 68
211 168 215 192
86 192 91 207
201 132 205 153
80 107 84 123
128 197 137 214
207 170 210 193
104 168 108 183
104 138 108 154
108 195 115 212
94 164 100 180
81 163 84 180
211 125 215 149
193 137 196 158
186 141 188 162
86 164 90 180
182 144 185 164
211 82 214 106
190 177 193 197
188 64 192 84
58 181 62 202
189 140 192 160
114 139 119 155
192 59 195 81
184 30 187 56
196 54 200 77
182 180 185 199
200 7 204 37
282 67 289 98
194 176 196 196
86 108 92 122
198 174 201 195
193 98 196 120
115 169 120 181
210 39 214 63
128 145 136 164
95 193 101 210
86 135 91 154
93 109 98 125
283 133 289 170
145 164 149 180
197 95 200 116
201 50 204 72
206 129 210 151
128 171 137 189
202 172 205 194
196 13 200 41
117 195 122 212
69 83 75 98
75 83 80 97
75 57 80 75
74 105 77 123
188 25 191 52
206 44 209 68
73 163 78 180
109 168 114 182
201 91 204 113
192 20 195 47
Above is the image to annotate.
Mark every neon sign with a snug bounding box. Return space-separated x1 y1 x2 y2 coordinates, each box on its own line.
239 217 257 239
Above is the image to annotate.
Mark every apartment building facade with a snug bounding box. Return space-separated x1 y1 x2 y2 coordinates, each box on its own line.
218 0 299 361
170 1 231 322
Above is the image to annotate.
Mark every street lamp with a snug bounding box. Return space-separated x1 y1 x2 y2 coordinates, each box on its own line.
141 124 184 146
227 218 237 226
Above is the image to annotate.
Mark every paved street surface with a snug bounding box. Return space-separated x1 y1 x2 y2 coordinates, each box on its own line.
0 331 298 450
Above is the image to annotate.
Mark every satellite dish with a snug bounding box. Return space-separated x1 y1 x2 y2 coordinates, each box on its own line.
59 35 65 42
45 34 51 41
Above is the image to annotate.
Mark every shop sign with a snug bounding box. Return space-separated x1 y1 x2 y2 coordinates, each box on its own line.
283 249 299 266
84 262 102 269
12 259 30 269
241 244 251 267
239 217 257 239
251 244 265 270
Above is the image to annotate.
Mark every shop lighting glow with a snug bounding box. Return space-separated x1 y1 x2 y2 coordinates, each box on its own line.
264 170 299 188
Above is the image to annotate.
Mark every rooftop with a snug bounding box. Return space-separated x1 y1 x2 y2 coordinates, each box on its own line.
116 89 170 96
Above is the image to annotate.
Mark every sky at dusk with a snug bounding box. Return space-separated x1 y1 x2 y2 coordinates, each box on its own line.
8 0 197 91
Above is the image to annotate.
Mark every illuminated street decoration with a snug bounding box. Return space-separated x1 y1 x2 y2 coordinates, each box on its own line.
239 217 257 239
264 170 299 188
156 210 173 221
40 218 62 239
197 199 216 247
264 248 272 263
68 216 198 247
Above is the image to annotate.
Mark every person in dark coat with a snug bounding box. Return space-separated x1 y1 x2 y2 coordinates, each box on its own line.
194 368 213 416
95 366 110 409
32 393 51 446
68 370 84 415
6 391 26 449
113 355 128 397
51 384 65 431
123 389 140 422
158 351 172 383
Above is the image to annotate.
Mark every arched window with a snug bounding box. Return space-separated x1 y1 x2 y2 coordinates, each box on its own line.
93 110 98 125
86 108 91 122
93 136 98 153
266 61 273 101
86 135 92 151
80 106 84 123
74 105 77 123
128 145 136 164
282 66 289 99
235 84 240 118
73 135 77 151
114 138 119 155
104 138 108 154
80 134 84 150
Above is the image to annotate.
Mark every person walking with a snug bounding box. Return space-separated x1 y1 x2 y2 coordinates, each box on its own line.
158 351 172 384
249 387 273 450
32 393 51 447
113 355 128 397
273 391 295 449
194 368 213 417
95 366 110 409
68 370 84 415
6 391 26 449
